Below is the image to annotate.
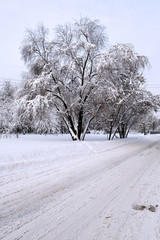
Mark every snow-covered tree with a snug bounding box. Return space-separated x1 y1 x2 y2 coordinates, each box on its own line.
133 112 159 135
15 75 59 134
19 19 155 140
20 18 115 140
0 81 15 134
114 90 157 138
92 44 155 139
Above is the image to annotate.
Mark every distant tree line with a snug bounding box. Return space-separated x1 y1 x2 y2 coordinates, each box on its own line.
0 18 160 140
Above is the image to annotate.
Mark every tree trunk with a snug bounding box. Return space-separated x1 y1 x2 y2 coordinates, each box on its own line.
108 121 113 140
81 116 94 141
63 116 78 140
77 107 83 140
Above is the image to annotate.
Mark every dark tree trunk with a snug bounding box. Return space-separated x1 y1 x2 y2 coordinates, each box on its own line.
78 107 83 140
118 123 127 138
108 121 113 140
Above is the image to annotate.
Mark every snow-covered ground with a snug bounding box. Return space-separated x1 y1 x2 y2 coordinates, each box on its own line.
0 133 160 240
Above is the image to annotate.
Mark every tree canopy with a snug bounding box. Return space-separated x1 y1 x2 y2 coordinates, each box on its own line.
0 17 159 140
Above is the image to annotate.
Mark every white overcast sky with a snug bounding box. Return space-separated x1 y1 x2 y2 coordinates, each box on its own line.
0 0 160 94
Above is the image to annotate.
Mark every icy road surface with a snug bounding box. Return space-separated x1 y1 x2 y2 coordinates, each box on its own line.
0 134 160 240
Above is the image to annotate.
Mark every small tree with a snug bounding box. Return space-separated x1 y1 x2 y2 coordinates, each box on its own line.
0 81 15 135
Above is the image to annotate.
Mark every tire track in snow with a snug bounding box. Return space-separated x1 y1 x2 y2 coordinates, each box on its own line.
50 153 154 240
0 136 160 240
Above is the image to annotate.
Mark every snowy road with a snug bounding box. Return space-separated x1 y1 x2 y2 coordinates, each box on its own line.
0 134 160 239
